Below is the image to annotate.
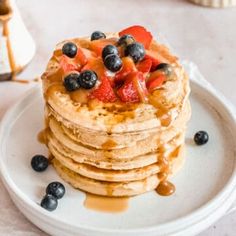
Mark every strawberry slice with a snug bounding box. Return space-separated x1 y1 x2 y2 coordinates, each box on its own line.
114 57 137 84
117 72 148 103
119 25 153 49
136 58 152 74
145 50 160 71
146 72 166 92
90 38 117 57
75 48 88 66
89 76 117 102
59 55 80 73
82 57 106 78
59 47 94 73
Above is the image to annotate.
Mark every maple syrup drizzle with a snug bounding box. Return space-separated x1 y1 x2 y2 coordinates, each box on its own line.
37 129 48 144
84 193 129 213
2 20 18 76
101 139 117 149
11 79 29 84
156 180 175 196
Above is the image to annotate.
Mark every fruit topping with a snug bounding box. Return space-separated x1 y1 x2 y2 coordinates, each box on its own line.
90 76 117 102
31 155 48 172
117 72 147 103
78 70 98 89
117 34 135 46
146 71 166 92
63 73 80 91
145 50 160 71
75 48 88 66
90 38 117 57
119 25 153 49
136 58 152 74
102 45 119 60
194 131 209 145
62 42 77 58
104 54 123 72
114 57 137 84
125 42 146 63
91 31 106 41
41 195 58 211
60 55 80 73
54 26 172 104
82 57 106 78
46 182 65 199
156 63 172 76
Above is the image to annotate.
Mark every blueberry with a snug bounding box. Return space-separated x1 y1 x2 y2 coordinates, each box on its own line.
40 195 58 211
117 34 135 46
102 45 118 60
104 54 123 72
31 155 48 172
91 31 106 41
78 70 98 89
63 73 80 92
156 63 172 76
62 42 77 58
124 42 145 63
46 182 65 199
194 131 209 145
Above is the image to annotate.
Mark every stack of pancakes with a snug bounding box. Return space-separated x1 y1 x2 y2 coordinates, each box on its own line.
41 34 191 197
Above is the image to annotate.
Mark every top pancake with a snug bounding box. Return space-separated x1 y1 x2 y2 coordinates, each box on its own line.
41 34 190 133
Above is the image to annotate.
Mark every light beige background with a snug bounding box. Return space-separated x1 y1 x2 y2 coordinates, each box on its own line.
0 0 235 235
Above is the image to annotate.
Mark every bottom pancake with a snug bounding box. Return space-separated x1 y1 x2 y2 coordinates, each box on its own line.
51 146 185 196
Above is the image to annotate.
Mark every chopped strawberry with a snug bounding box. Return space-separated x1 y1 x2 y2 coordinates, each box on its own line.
114 57 137 84
89 76 117 102
146 72 166 92
82 57 106 78
117 72 148 103
145 50 160 71
75 48 88 66
90 38 117 57
59 55 80 73
119 25 153 49
136 58 152 74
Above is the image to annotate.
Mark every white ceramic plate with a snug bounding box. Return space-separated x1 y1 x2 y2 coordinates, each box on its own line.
0 62 236 236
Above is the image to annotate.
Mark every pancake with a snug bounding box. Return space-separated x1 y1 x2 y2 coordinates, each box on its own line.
41 26 191 197
52 145 185 196
48 132 184 170
47 100 191 150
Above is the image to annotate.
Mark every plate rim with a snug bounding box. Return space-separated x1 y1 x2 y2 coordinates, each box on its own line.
0 77 236 235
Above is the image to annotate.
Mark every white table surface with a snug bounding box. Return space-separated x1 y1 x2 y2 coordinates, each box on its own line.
0 0 235 235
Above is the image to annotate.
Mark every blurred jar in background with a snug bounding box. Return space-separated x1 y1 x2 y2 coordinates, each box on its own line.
189 0 236 7
0 0 35 81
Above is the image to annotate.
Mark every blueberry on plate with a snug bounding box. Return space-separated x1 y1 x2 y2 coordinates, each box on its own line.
78 70 98 89
46 182 65 199
62 42 77 58
194 131 209 145
40 194 58 211
124 42 145 63
102 45 118 60
117 34 135 46
63 73 80 92
104 54 123 72
91 31 106 41
31 155 48 172
156 63 172 76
